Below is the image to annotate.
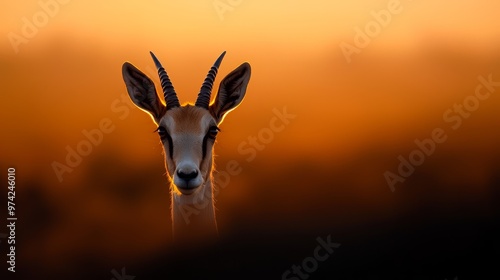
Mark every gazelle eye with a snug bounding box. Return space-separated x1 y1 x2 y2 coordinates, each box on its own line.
156 126 168 139
208 126 220 139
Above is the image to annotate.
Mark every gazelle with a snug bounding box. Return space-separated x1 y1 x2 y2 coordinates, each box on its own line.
122 51 251 242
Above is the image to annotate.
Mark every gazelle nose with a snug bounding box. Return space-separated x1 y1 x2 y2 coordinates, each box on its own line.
177 169 198 182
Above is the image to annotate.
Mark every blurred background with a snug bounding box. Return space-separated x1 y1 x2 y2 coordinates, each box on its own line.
1 0 499 279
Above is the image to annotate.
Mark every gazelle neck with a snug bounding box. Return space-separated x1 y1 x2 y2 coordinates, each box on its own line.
171 178 218 242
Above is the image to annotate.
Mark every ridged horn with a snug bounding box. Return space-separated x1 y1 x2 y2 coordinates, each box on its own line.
150 51 180 110
195 51 226 109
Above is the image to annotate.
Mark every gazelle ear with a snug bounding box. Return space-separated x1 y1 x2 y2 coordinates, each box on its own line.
122 62 166 121
209 62 251 124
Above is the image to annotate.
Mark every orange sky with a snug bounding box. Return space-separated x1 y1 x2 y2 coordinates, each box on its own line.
3 1 500 50
2 0 500 182
2 1 500 170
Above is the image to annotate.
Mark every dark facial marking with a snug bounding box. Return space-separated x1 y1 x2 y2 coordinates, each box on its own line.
156 126 174 158
202 125 220 159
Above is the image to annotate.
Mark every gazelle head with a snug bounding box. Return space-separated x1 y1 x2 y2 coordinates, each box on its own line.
122 52 251 196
